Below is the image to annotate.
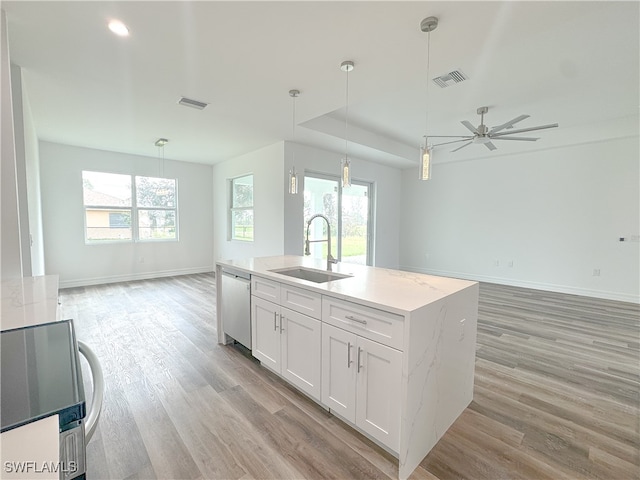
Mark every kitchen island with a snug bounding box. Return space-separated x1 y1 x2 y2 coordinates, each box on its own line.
216 256 478 480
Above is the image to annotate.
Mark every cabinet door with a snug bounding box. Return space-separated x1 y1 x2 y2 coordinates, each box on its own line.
251 296 280 372
281 307 321 400
321 323 357 423
355 336 402 451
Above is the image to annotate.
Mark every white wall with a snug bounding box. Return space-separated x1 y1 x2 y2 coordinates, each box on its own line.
39 142 214 287
1 9 23 280
21 69 45 275
283 142 402 269
213 142 285 262
399 136 640 303
11 63 45 276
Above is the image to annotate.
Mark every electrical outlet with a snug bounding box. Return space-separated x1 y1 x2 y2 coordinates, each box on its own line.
593 268 600 277
493 260 500 267
508 260 514 268
139 257 145 264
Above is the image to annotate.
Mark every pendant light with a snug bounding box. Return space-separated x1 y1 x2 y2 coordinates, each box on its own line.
419 16 438 181
288 89 300 195
155 138 168 177
340 60 354 188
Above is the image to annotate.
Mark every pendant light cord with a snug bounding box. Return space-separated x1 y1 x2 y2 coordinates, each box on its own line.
292 93 296 141
345 67 349 158
425 29 431 149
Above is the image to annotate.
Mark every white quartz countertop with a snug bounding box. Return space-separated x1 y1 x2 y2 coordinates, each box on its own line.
1 275 60 331
217 256 476 315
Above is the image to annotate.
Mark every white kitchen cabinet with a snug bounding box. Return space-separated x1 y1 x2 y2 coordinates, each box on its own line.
251 293 321 400
356 335 402 450
322 322 402 451
280 307 321 399
251 296 281 372
321 322 356 422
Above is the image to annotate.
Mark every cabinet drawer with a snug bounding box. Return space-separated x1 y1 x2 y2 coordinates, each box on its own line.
281 284 322 319
251 276 280 302
322 297 404 350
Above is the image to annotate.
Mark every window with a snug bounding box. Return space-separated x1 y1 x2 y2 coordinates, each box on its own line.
82 171 177 242
135 176 177 240
229 174 254 241
304 173 373 265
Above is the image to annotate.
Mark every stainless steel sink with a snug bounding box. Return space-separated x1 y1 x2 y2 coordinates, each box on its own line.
269 267 352 284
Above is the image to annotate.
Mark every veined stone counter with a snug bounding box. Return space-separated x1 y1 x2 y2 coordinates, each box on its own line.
215 256 478 480
216 255 475 315
1 275 60 332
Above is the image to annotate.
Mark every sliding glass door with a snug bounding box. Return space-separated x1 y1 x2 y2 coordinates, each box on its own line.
303 173 372 265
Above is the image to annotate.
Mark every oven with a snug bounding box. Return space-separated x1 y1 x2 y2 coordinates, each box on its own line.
1 319 103 479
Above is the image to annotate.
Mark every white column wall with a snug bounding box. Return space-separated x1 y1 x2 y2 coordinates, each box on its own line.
213 142 285 262
1 9 22 280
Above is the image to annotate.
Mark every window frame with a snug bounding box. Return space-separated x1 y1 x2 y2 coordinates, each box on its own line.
228 174 254 242
82 170 178 244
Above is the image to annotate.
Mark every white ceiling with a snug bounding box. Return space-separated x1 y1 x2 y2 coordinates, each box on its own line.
3 1 639 168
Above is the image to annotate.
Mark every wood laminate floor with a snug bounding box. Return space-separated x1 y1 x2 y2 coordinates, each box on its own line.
59 274 640 480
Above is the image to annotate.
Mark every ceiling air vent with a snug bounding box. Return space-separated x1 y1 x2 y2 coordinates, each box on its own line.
177 97 208 110
432 70 468 88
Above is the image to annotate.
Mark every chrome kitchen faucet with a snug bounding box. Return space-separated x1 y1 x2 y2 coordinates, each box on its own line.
305 214 338 271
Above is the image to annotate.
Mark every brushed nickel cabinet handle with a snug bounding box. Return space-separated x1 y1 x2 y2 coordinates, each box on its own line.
274 312 278 331
357 347 363 373
347 342 352 368
280 314 285 333
346 314 367 325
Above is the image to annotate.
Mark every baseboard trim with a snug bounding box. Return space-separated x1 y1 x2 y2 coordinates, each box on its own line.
59 266 214 289
398 265 640 304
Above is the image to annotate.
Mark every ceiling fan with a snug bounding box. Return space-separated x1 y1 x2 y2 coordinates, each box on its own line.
429 106 558 152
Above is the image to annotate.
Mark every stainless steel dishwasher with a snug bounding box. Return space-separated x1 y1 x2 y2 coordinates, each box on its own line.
221 268 252 349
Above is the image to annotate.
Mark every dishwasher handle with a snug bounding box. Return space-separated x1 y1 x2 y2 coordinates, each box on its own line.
221 268 251 282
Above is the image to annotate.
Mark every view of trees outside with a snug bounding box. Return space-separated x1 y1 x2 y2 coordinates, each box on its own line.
341 184 369 264
231 175 254 241
82 171 177 241
303 176 370 264
136 176 177 239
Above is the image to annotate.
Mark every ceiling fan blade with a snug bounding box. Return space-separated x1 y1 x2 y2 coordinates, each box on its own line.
490 136 539 141
427 135 474 138
491 123 558 137
484 141 497 151
432 137 474 147
489 114 530 135
451 141 473 152
461 120 479 134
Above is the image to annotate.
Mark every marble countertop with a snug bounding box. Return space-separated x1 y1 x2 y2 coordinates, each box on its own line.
217 256 476 315
1 275 60 331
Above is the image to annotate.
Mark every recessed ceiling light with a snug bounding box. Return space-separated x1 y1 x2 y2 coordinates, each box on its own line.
108 20 129 37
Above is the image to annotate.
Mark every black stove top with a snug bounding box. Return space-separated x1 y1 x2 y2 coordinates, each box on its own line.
1 319 86 432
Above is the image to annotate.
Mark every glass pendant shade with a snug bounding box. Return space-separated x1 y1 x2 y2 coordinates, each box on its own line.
287 89 300 195
419 146 432 181
288 166 298 194
341 156 351 188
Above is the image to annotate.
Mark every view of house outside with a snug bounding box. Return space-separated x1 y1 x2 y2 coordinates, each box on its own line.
82 171 177 242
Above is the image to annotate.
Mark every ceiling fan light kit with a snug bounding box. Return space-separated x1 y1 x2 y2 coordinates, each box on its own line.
288 89 300 195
